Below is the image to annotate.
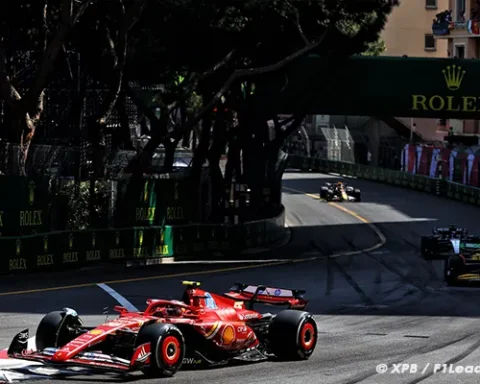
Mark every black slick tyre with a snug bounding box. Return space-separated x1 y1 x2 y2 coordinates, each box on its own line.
269 310 317 360
136 323 185 378
36 311 79 351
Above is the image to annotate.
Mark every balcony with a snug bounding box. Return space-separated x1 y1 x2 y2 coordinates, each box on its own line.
433 19 480 39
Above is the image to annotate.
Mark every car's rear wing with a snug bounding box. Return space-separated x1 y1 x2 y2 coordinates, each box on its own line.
224 283 308 310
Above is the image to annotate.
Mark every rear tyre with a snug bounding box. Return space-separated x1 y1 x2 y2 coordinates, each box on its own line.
136 323 185 378
354 191 362 202
444 257 462 286
269 310 317 360
36 310 81 351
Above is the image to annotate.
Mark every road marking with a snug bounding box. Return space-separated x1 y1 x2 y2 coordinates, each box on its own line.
0 185 385 298
282 186 386 253
97 283 138 312
0 262 289 297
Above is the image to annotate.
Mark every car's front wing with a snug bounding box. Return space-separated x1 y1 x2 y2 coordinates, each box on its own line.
9 348 132 373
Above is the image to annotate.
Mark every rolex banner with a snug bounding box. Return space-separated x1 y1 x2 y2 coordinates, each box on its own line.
131 227 154 259
0 176 50 236
0 225 175 274
151 226 173 257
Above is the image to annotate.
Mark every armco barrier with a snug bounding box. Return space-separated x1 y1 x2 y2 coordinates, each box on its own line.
0 206 287 274
289 155 480 206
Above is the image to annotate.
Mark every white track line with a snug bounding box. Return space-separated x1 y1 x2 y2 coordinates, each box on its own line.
96 283 139 312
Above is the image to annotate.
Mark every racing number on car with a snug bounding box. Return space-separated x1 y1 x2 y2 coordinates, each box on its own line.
234 302 243 308
237 326 247 332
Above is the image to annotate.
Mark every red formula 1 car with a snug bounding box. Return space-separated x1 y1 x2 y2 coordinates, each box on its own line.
7 281 317 378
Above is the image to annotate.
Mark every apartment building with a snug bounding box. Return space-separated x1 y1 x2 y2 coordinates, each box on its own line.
432 0 480 134
382 0 449 57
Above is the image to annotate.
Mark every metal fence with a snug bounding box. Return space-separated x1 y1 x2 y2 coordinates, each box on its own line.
286 125 355 163
288 124 422 169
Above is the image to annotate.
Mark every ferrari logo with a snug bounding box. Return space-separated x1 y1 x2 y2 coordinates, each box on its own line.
138 230 143 247
143 181 149 202
43 236 48 252
92 232 96 248
115 231 120 246
16 239 21 255
28 181 35 206
68 233 74 249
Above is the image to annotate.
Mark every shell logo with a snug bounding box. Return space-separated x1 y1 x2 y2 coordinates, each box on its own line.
221 325 235 345
89 329 103 335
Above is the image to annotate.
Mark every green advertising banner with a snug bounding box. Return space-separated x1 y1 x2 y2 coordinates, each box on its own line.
106 228 131 262
0 176 50 236
151 226 173 257
4 236 30 273
155 180 193 225
131 227 154 259
256 56 480 120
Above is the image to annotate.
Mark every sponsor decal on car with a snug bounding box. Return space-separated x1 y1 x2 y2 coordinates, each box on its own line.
457 273 480 280
89 329 103 335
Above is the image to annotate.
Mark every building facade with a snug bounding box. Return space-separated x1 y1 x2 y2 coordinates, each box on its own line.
382 0 449 58
433 0 480 134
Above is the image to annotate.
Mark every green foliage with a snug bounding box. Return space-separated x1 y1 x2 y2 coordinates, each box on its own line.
362 39 386 56
128 0 399 83
56 181 111 231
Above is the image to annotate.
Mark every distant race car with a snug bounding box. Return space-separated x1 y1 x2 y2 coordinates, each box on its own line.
7 281 317 378
319 181 361 202
444 240 480 285
420 224 476 259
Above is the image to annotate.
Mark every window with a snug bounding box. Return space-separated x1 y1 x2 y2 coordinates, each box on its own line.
424 34 436 51
456 0 466 21
455 45 465 58
425 0 437 8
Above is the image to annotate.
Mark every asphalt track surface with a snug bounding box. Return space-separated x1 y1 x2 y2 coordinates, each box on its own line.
4 171 480 383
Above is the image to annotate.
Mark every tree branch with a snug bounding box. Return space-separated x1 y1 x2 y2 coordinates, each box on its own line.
24 0 91 110
289 3 310 45
135 26 331 169
202 49 236 78
181 23 333 137
277 114 305 142
125 0 149 31
0 46 22 108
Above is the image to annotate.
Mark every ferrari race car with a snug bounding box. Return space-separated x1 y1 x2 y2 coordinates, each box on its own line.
7 281 317 378
420 224 477 259
319 181 361 202
444 240 480 285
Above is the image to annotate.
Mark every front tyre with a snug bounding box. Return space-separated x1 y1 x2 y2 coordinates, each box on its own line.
136 323 185 378
36 310 81 351
268 310 317 360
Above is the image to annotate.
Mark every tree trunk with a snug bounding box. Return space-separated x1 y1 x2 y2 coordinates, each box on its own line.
115 91 134 150
163 133 182 173
224 131 242 185
190 103 213 221
207 110 228 222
